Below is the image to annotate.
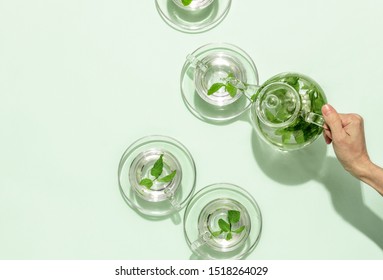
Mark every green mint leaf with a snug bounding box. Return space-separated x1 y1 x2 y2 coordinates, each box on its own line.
227 72 235 79
228 210 240 224
207 83 225 95
150 154 163 179
225 83 237 97
226 232 233 241
282 131 292 144
139 178 153 189
284 76 299 86
218 219 230 232
250 93 258 102
233 225 245 234
293 130 305 144
265 109 277 123
157 170 176 183
211 230 222 237
182 0 193 6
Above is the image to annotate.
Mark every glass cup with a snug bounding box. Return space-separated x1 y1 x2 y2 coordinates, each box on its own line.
155 0 231 33
184 183 262 259
129 149 182 208
181 43 259 121
172 0 214 10
118 135 196 217
194 198 251 253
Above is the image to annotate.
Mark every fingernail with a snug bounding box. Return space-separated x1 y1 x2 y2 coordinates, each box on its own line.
322 104 333 116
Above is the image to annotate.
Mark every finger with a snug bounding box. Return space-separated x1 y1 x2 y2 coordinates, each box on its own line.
321 104 346 139
338 113 355 127
323 130 332 144
324 128 332 140
342 114 365 136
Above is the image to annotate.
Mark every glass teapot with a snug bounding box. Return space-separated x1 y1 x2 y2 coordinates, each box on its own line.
250 72 327 151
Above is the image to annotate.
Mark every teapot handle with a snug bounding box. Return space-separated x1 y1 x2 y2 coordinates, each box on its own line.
305 112 325 128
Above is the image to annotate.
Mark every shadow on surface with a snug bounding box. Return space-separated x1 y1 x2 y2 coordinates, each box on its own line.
251 130 327 185
250 129 383 251
119 188 182 225
319 158 383 251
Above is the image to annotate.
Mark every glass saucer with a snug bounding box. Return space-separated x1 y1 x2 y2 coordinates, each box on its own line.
183 183 262 259
155 0 231 33
181 43 259 122
118 135 196 217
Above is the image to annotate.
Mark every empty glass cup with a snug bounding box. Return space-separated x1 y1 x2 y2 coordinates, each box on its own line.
118 135 196 217
156 0 231 33
183 183 262 259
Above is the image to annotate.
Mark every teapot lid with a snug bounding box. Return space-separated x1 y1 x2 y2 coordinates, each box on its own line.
255 82 300 128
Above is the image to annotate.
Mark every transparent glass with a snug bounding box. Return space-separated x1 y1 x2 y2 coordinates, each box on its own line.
184 183 262 259
155 0 231 33
181 43 259 121
196 198 250 252
129 149 182 204
118 135 196 217
251 73 327 151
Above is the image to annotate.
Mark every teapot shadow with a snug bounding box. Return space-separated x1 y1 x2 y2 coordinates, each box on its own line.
251 130 383 251
251 130 327 185
318 158 383 251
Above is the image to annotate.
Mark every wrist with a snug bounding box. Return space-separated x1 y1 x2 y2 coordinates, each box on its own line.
345 155 371 179
355 161 383 196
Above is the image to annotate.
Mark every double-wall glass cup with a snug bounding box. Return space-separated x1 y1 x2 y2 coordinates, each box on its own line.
184 183 262 259
181 43 259 121
156 0 231 33
118 135 196 217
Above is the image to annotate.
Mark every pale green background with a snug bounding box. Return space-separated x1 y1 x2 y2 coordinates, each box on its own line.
1 0 383 259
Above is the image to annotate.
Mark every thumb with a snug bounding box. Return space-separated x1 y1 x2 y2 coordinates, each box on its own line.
321 104 344 139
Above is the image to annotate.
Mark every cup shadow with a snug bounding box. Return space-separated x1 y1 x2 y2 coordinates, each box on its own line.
251 130 383 251
119 188 182 225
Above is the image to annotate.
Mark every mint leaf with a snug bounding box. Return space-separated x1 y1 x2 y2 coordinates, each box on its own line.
150 154 163 179
182 0 192 6
207 83 225 95
265 109 276 122
227 72 235 79
218 219 230 232
226 232 233 241
282 131 292 144
226 83 237 97
228 210 240 224
139 178 153 189
293 130 305 144
284 76 299 86
158 170 176 183
211 230 222 237
233 225 245 234
250 93 258 102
